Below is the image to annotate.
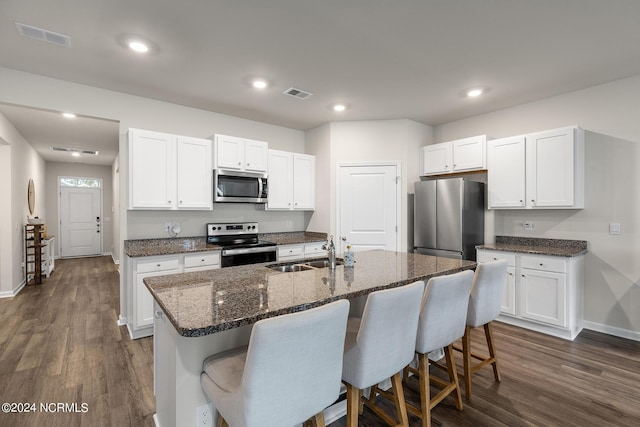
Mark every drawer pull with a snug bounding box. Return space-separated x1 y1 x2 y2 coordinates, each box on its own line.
539 263 543 266
156 264 161 267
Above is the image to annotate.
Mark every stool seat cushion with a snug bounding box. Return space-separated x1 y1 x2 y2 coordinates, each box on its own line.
203 346 248 393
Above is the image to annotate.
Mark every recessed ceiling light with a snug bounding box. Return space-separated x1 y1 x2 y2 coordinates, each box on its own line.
62 112 76 118
333 104 346 112
252 79 268 89
128 41 149 53
467 88 484 97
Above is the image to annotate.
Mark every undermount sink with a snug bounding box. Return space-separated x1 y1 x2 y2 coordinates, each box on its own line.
266 258 344 272
269 264 315 273
304 259 344 268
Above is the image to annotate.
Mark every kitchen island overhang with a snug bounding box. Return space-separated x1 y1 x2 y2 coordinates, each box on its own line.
145 250 476 427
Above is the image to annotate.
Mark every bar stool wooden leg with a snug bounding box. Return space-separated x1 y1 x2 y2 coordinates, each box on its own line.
346 383 360 427
303 411 326 427
462 325 473 400
418 352 431 427
216 414 228 427
444 344 463 411
390 372 409 426
485 323 501 382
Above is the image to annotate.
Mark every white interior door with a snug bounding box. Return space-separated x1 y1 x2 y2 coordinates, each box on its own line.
60 187 102 257
338 164 399 252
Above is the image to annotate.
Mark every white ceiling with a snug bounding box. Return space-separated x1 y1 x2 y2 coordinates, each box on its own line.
1 0 640 162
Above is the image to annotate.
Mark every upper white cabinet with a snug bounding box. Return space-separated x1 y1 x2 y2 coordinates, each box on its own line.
267 150 315 211
487 126 584 209
421 135 487 176
129 129 212 210
214 134 268 172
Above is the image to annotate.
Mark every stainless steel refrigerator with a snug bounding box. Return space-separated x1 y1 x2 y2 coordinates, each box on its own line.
414 178 485 260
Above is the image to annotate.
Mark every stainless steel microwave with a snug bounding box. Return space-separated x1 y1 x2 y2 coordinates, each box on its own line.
213 169 268 203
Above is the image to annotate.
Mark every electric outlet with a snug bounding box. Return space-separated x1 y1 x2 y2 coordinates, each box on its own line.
523 221 534 231
196 403 214 427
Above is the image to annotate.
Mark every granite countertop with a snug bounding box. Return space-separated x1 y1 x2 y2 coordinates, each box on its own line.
124 237 221 257
259 231 327 245
144 250 476 337
477 236 588 257
124 232 328 257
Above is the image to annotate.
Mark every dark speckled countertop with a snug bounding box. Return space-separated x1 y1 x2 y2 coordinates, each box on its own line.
124 231 327 257
144 250 476 337
477 236 588 257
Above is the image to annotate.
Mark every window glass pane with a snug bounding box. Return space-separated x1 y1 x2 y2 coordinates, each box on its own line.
60 178 101 188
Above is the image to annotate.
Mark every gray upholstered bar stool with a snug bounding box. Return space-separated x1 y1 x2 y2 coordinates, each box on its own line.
404 270 474 427
200 299 350 427
341 280 425 427
460 259 508 400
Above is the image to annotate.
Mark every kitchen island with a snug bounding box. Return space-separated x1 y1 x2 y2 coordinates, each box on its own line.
145 250 475 427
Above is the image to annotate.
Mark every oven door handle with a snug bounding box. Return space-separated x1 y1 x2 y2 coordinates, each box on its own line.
222 246 276 256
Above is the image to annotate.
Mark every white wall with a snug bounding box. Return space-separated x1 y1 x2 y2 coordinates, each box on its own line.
0 112 46 295
0 66 307 316
112 155 120 264
45 162 114 259
306 119 432 252
434 74 640 337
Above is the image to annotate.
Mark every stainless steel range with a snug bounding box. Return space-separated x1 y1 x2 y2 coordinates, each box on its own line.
207 222 276 267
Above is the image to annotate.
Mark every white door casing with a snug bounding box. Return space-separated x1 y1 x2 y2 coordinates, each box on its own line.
60 186 102 257
337 163 400 253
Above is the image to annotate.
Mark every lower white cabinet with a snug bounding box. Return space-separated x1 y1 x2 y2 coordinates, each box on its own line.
277 242 326 261
477 249 584 340
128 251 220 339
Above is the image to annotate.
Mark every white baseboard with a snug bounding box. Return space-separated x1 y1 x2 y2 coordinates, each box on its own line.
109 252 120 265
0 280 26 298
117 315 128 326
583 320 640 342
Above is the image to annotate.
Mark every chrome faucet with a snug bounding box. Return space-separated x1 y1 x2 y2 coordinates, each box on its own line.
322 235 336 270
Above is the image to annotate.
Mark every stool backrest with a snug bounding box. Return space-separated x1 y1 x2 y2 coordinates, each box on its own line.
242 299 350 427
416 270 474 354
342 280 425 388
468 259 508 327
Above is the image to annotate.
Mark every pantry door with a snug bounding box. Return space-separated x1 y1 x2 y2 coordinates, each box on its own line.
337 163 400 252
60 181 102 257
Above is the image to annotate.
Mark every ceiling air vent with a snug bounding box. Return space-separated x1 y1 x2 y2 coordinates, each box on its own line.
283 87 313 100
50 146 99 155
15 22 71 48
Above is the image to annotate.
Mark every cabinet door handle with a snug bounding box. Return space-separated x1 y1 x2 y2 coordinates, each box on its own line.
539 263 543 266
238 162 242 166
247 162 250 166
157 264 161 267
509 272 513 276
522 274 525 277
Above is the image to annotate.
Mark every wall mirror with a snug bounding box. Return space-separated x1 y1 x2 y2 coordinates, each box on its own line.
27 178 35 216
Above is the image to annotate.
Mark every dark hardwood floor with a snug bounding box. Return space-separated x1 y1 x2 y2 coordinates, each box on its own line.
0 256 155 427
1 256 639 427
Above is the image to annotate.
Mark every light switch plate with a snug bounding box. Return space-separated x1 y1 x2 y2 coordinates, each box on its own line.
609 222 621 235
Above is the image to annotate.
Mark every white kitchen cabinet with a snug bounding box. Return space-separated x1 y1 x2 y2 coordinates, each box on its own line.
277 242 327 261
128 251 220 339
176 136 213 209
476 250 516 316
277 244 304 261
487 136 526 208
487 126 584 209
421 135 487 176
267 150 315 211
129 129 175 209
214 134 268 172
134 256 180 333
477 249 583 340
129 129 212 210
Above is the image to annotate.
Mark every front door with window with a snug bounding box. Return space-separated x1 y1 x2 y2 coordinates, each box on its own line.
60 179 102 257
